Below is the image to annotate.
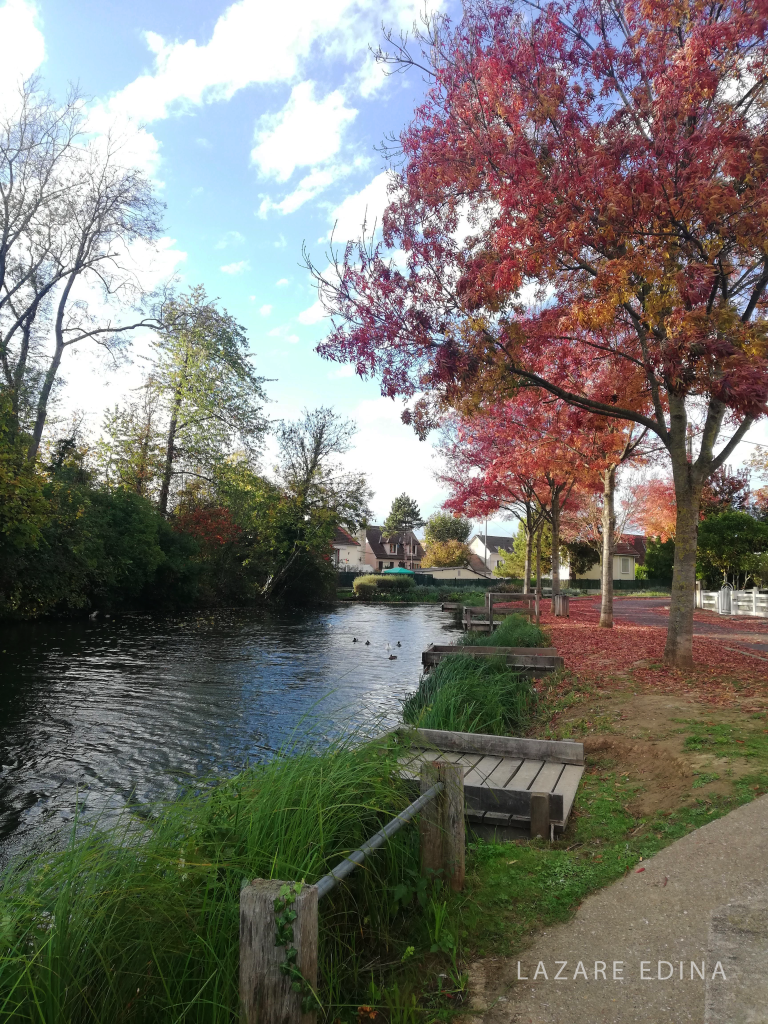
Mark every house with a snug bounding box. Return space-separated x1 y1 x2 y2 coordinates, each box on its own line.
332 526 366 569
364 526 425 571
468 534 516 573
569 534 647 582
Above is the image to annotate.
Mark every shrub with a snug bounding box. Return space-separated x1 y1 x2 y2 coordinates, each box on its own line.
374 573 414 591
353 574 378 599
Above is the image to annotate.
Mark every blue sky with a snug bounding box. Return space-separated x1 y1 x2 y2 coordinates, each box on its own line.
1 0 766 534
1 0 483 529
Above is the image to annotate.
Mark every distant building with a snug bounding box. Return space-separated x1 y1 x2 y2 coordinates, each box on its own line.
568 534 647 582
468 534 516 573
332 526 367 569
364 526 425 571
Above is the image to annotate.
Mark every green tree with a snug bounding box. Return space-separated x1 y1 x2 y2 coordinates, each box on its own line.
495 524 552 580
563 540 600 577
644 538 676 585
697 511 768 589
95 383 165 498
424 511 471 545
275 407 372 530
150 286 268 514
423 539 472 567
383 493 424 534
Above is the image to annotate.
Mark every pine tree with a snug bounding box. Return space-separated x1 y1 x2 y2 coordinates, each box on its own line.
383 493 424 534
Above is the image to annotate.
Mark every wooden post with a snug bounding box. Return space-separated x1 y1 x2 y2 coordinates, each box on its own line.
240 879 318 1024
534 588 541 625
420 762 465 891
530 792 550 840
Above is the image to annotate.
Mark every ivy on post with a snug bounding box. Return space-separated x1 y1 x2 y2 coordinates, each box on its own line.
239 879 319 1024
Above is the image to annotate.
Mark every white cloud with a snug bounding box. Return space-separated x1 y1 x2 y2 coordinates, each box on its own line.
0 0 45 105
276 278 289 286
268 325 299 344
259 304 272 316
329 171 392 241
215 230 245 249
274 234 287 248
252 81 356 181
298 300 325 325
327 364 355 379
220 260 249 274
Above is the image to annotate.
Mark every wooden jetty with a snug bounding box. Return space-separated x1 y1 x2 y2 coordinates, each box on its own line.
399 727 585 836
422 643 564 676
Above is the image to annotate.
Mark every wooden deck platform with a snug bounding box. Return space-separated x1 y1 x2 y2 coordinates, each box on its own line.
422 643 564 676
399 728 584 835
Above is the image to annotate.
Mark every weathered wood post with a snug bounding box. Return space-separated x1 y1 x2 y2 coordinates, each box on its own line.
240 879 318 1024
420 762 465 891
534 588 541 625
530 792 551 840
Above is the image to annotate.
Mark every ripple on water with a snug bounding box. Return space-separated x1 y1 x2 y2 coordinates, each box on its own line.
0 603 462 862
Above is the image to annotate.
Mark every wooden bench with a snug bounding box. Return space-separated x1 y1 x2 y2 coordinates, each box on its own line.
398 728 585 836
421 643 564 676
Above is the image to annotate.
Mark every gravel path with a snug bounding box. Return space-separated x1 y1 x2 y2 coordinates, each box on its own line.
463 795 768 1024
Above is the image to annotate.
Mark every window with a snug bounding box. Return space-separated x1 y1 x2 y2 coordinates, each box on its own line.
378 561 383 570
389 543 397 553
621 557 631 575
389 561 395 568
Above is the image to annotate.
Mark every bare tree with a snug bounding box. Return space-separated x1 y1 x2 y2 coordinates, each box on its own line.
0 78 164 461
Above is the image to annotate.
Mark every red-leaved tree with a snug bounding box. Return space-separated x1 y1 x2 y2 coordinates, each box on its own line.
311 0 768 667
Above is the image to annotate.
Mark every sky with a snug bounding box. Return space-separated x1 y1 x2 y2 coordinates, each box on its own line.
2 0 767 537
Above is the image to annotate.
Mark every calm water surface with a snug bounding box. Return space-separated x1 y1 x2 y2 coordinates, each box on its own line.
0 604 461 863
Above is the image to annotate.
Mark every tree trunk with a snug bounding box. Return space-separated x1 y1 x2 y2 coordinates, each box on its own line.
158 406 179 516
664 453 703 669
535 526 542 594
550 493 561 611
599 465 616 628
27 340 64 462
523 526 533 594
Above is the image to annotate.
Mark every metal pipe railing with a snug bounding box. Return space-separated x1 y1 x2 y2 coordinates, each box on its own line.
315 781 444 899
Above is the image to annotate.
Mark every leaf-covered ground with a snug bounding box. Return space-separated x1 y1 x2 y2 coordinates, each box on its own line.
537 597 768 709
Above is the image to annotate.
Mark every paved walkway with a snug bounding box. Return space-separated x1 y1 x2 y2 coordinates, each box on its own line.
612 598 768 656
463 795 768 1024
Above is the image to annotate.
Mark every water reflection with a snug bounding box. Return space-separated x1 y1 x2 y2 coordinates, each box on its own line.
0 604 461 863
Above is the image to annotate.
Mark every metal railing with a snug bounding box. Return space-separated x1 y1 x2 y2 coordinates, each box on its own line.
315 781 444 898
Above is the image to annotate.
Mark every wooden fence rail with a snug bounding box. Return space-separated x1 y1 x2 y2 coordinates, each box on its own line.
239 764 465 1024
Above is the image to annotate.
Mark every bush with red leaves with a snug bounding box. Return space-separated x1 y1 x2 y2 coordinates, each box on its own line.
172 506 242 547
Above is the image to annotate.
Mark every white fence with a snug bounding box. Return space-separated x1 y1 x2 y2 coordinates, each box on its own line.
697 586 768 618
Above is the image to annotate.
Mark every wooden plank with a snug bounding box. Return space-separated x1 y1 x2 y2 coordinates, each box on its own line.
463 755 503 788
534 761 566 794
506 758 545 791
553 764 586 824
424 646 558 656
413 728 585 765
464 784 564 821
484 756 523 789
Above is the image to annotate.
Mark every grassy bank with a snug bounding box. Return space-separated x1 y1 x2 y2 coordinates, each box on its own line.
4 645 767 1023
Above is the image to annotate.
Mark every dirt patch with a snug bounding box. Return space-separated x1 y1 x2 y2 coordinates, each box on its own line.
583 734 691 815
550 692 764 811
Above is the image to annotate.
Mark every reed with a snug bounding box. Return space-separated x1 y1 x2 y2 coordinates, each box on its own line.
0 732 425 1023
459 613 549 649
401 655 538 736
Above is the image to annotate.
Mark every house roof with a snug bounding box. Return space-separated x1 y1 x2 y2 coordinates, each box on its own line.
616 534 647 562
333 526 360 547
470 533 516 555
468 551 493 575
365 526 425 561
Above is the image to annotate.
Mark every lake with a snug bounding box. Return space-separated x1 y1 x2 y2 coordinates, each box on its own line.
0 603 462 864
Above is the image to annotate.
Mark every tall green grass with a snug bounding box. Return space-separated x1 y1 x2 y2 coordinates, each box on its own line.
401 655 538 736
459 613 549 648
0 734 425 1023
